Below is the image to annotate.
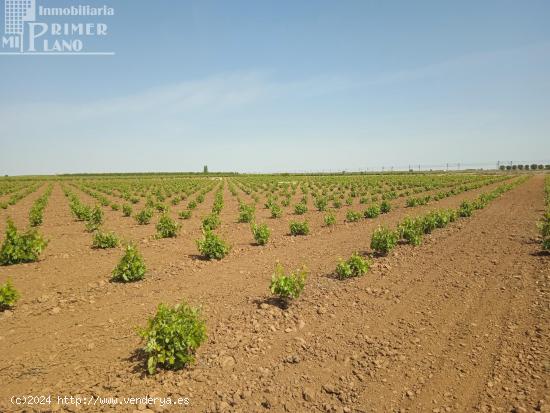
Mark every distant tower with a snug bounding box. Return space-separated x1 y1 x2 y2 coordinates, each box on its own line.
203 165 208 174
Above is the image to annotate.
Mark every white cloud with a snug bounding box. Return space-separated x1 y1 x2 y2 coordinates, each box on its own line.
0 71 353 137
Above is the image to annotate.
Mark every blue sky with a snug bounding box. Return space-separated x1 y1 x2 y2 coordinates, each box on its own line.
1 0 549 174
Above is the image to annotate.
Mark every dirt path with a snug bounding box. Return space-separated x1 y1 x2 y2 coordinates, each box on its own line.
0 176 548 413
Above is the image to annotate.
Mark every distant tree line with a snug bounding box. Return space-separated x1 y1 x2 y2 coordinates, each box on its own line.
499 164 549 171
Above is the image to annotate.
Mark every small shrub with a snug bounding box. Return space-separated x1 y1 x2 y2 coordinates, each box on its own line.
324 212 336 226
0 219 48 265
294 203 308 215
406 198 418 207
541 210 550 250
538 212 550 238
139 301 207 375
238 203 255 223
156 214 179 238
92 231 120 249
335 253 371 279
458 200 474 217
85 206 104 232
269 263 307 302
447 208 458 222
420 213 438 234
29 205 43 227
346 210 362 222
122 204 133 217
270 203 282 218
398 217 423 246
289 220 309 236
28 187 51 227
264 197 275 209
156 203 169 213
111 244 146 282
314 197 328 211
196 231 230 260
212 198 224 215
70 201 91 221
179 210 192 220
251 223 270 245
0 279 19 310
363 204 381 219
370 226 399 255
111 203 120 211
431 209 453 228
135 208 154 225
201 213 220 231
380 201 391 214
406 196 430 207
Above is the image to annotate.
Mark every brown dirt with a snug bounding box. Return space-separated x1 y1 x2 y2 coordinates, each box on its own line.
0 175 548 413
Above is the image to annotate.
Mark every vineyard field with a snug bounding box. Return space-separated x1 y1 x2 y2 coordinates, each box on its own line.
0 172 548 413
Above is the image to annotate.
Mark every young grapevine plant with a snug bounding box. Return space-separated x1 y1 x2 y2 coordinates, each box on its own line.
270 203 282 218
363 205 381 219
238 203 255 223
201 213 221 231
85 205 104 232
0 219 48 265
179 210 192 220
346 210 362 222
324 212 336 226
92 231 120 249
136 208 154 225
139 301 207 375
251 223 270 245
157 214 180 238
111 244 146 282
289 220 309 236
269 263 307 304
335 253 371 279
122 204 133 217
294 203 308 215
370 226 399 255
196 231 230 260
0 279 19 310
